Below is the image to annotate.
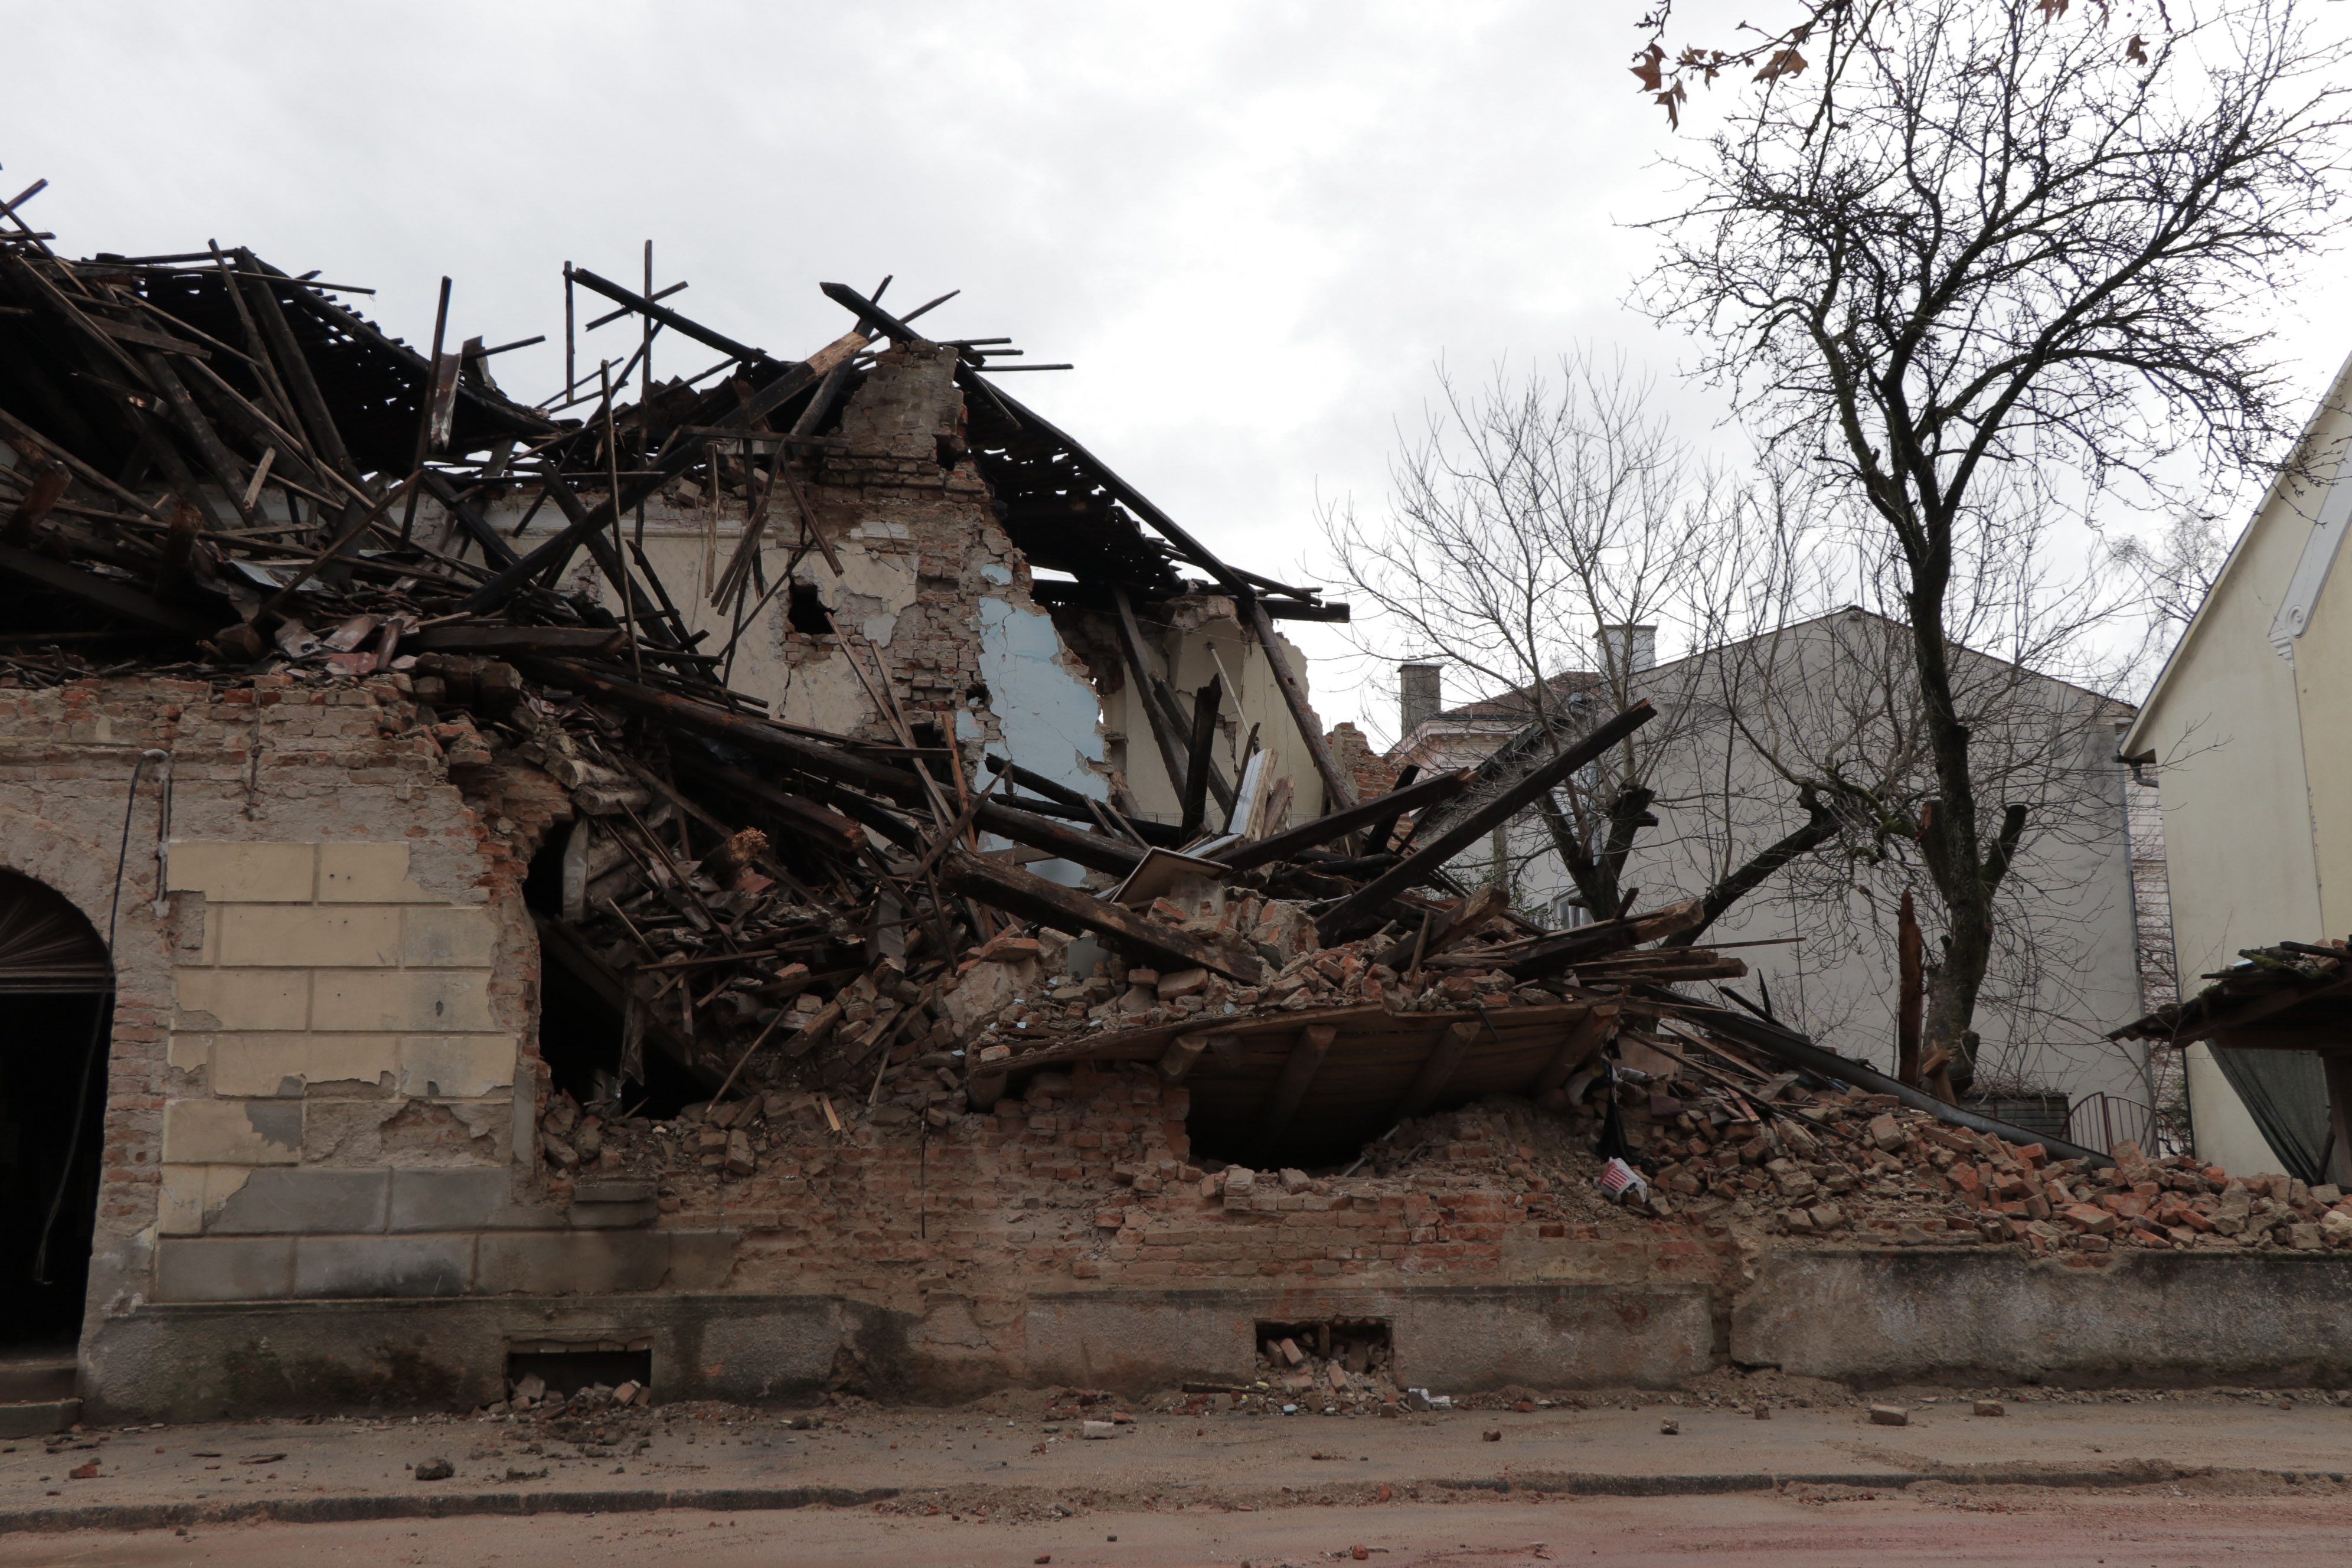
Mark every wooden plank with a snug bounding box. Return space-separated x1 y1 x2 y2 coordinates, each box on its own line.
138 352 259 528
569 265 773 367
1251 1024 1337 1162
940 848 1260 982
1317 702 1658 941
1502 896 1707 981
410 623 624 655
1374 885 1511 971
419 471 522 569
1160 1031 1222 1083
1395 1021 1481 1121
0 542 218 636
1243 592 1357 814
1178 675 1221 837
236 257 361 483
2 463 67 546
1211 765 1471 875
1531 1006 1617 1096
94 316 210 358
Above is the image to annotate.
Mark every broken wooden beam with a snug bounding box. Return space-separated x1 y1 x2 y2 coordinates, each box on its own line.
938 848 1261 983
1531 1007 1616 1096
2 463 67 546
1373 884 1510 971
1211 766 1472 876
0 542 219 638
1179 674 1221 838
1110 583 1214 814
567 264 775 368
1316 701 1657 942
669 752 868 858
410 624 623 655
458 359 821 615
1243 592 1357 816
1395 1021 1481 1122
1250 1023 1337 1163
1501 895 1707 982
1160 1031 1224 1083
526 656 1145 873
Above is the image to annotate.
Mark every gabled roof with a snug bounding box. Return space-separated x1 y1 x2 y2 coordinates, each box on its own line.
2122 347 2352 757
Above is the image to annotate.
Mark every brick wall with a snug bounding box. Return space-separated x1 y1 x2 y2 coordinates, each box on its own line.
652 1061 1742 1311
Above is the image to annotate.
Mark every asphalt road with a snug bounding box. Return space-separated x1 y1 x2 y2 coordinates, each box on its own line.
6 1488 2351 1567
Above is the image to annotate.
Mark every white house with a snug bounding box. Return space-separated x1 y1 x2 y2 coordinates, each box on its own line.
1392 609 2162 1146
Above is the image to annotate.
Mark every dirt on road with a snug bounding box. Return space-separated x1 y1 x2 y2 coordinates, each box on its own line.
8 1487 2352 1567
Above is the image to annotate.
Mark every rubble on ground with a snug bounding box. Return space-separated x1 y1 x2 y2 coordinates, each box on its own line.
6 214 2301 1270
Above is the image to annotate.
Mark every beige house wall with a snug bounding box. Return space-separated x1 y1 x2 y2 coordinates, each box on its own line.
1106 605 1322 827
2125 354 2352 1174
159 841 518 1236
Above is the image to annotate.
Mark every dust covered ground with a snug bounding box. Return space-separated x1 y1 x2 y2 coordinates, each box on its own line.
8 1487 2351 1567
9 1384 2352 1564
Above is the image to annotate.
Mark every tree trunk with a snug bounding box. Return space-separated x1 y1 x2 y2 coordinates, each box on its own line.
1896 889 1923 1086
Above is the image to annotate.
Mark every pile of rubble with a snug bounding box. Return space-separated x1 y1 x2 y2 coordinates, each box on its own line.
14 201 2290 1250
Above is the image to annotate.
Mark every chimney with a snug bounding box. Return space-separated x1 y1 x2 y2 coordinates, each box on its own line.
1597 624 1657 677
1399 661 1442 739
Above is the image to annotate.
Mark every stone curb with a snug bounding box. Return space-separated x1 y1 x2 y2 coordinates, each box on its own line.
1433 1461 2197 1497
1 1461 2273 1534
0 1484 900 1535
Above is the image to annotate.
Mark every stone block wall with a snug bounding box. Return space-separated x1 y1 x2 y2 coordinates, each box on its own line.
159 839 514 1220
0 674 741 1334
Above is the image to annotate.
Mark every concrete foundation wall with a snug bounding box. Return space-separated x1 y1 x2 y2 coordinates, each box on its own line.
1732 1247 2352 1387
1023 1285 1715 1394
82 1247 2352 1420
80 1282 1716 1421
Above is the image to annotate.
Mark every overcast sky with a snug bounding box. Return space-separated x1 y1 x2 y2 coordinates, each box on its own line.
9 1 2347 739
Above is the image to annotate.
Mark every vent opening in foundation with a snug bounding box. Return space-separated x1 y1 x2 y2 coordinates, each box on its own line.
1253 1318 1393 1384
506 1344 653 1403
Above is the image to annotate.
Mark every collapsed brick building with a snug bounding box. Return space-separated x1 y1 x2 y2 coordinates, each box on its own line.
5 215 2348 1434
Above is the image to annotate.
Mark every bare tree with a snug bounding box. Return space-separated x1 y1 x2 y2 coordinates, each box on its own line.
2109 505 2231 677
1639 0 2346 1064
1320 354 1876 936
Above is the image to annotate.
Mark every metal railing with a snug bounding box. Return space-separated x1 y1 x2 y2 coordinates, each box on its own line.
2061 1092 2160 1159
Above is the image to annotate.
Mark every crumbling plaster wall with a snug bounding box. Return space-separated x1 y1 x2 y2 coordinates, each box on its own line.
1105 602 1322 826
452 345 1322 837
0 675 741 1364
473 347 1113 819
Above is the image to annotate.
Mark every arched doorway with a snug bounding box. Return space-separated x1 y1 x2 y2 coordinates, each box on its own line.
0 870 114 1348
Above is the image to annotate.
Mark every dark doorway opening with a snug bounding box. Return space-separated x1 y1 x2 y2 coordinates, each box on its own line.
0 871 115 1349
524 834 705 1121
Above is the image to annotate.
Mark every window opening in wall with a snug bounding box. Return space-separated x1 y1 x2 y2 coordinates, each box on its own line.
505 1344 653 1406
0 870 115 1348
1253 1319 1394 1391
524 834 704 1120
786 580 834 635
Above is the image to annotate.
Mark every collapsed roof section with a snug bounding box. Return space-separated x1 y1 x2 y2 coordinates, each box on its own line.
0 200 2144 1192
